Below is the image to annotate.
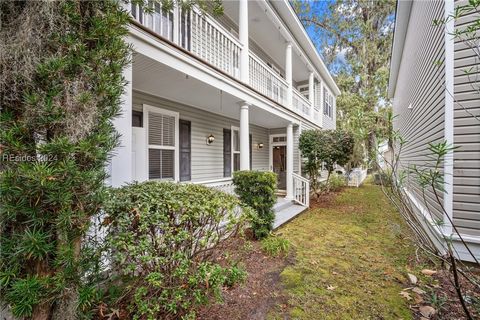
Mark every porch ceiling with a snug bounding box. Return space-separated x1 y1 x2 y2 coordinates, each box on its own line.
132 53 291 128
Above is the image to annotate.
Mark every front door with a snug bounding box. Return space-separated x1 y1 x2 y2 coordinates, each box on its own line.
272 145 287 190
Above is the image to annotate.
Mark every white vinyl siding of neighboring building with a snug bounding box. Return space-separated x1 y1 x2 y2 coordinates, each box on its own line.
392 0 446 222
133 90 270 182
452 1 480 236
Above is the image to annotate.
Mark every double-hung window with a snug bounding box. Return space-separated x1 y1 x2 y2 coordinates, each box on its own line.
323 87 333 118
145 106 179 181
232 127 240 172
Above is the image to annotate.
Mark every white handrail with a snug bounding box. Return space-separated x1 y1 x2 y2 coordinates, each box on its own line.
292 173 310 207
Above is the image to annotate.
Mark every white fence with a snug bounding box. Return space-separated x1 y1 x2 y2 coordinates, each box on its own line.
348 169 368 187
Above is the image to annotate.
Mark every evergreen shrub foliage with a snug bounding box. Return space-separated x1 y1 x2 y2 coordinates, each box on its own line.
232 171 277 239
0 0 131 318
103 181 250 319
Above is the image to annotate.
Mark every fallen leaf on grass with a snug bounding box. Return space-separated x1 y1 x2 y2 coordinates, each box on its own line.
419 305 436 318
421 269 437 276
399 291 412 300
407 273 418 285
414 294 424 304
412 287 426 295
326 285 337 291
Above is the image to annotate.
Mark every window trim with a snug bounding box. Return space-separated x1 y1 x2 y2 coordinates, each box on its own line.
144 104 180 182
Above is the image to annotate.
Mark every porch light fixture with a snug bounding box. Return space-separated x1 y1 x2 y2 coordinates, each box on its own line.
206 134 215 145
257 143 264 149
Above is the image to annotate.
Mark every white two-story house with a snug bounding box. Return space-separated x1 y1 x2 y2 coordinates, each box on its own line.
109 0 339 217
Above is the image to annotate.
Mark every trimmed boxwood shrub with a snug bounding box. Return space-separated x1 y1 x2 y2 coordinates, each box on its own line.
102 181 252 319
232 171 277 239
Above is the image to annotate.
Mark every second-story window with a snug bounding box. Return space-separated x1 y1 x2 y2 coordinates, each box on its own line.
323 87 333 118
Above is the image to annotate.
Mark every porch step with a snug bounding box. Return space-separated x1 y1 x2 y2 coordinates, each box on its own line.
273 197 294 212
273 202 308 230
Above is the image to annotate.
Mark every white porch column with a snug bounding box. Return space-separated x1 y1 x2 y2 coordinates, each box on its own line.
239 103 250 170
239 0 249 83
285 42 293 108
308 72 315 106
286 123 294 199
111 63 133 187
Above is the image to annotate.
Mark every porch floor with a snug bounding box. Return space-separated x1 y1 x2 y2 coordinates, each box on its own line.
273 197 308 229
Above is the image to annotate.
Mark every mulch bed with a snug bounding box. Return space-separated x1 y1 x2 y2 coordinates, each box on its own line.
196 231 291 320
411 267 480 320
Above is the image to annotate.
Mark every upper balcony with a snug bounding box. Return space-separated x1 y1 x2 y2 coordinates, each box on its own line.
128 0 337 127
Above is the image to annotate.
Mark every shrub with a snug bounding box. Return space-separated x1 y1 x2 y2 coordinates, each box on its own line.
232 171 277 239
261 235 291 257
103 181 251 319
223 263 248 287
327 173 346 192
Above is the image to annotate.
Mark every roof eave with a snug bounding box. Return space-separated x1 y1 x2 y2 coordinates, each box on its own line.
388 0 413 98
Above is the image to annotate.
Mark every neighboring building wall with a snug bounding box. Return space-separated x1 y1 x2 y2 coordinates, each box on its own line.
452 2 480 236
133 91 270 182
392 1 446 222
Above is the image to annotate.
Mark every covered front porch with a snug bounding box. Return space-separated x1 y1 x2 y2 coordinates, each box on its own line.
110 52 310 211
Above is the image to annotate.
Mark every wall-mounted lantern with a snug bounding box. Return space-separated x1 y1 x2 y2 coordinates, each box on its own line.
206 134 215 145
257 142 264 149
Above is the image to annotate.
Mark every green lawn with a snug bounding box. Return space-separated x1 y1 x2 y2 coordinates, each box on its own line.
270 182 418 320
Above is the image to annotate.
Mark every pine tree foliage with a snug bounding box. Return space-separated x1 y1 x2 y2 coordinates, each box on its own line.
0 1 131 318
294 0 396 164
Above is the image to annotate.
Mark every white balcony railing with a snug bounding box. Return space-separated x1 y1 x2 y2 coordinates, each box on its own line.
293 88 312 119
292 173 310 207
190 9 242 78
249 52 288 106
130 3 320 124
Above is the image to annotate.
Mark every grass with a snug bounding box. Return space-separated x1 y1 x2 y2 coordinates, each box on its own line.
269 182 420 320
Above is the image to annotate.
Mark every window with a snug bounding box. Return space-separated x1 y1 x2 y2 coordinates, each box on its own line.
232 127 240 172
146 106 178 181
132 111 143 127
298 85 309 100
323 87 332 118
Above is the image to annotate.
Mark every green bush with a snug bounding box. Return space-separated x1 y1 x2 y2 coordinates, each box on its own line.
328 173 346 192
103 181 251 319
261 235 291 257
232 171 277 239
318 173 346 193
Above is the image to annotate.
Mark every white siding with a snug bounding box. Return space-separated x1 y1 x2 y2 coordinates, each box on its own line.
392 1 446 222
133 91 270 182
452 1 480 236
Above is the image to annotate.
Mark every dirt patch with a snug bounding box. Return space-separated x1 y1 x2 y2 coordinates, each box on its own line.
308 189 344 209
407 266 480 320
196 233 290 320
